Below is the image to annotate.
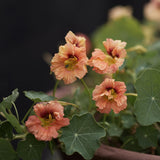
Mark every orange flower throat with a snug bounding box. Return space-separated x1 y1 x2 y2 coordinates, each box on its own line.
40 113 54 127
107 88 117 100
105 55 116 66
64 55 78 70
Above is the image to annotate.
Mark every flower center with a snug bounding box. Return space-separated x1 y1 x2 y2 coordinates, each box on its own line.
107 48 120 58
105 55 116 66
106 88 117 100
64 55 78 70
40 113 54 127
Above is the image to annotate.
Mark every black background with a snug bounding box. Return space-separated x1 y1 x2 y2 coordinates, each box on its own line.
0 0 149 119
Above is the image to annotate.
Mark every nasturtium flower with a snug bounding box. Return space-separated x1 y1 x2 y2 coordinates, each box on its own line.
108 5 133 20
25 101 70 141
88 38 127 74
65 31 86 49
92 78 127 114
50 43 88 84
144 0 160 22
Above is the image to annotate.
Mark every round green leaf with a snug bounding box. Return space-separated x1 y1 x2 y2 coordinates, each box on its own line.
92 17 144 50
59 113 106 160
148 40 160 52
17 134 45 160
121 114 136 129
135 126 158 149
0 139 17 160
134 68 160 125
107 123 123 137
24 91 54 103
122 137 142 152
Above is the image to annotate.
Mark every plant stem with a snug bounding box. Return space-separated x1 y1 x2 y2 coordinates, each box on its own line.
0 120 8 125
53 80 59 97
126 45 147 54
49 141 54 155
103 114 107 125
12 102 19 121
21 103 34 124
13 133 28 140
125 93 138 97
121 137 133 148
80 78 92 111
154 123 160 132
0 112 6 119
58 101 80 110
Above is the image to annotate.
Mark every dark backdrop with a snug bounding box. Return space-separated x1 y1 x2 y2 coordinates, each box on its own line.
0 0 149 119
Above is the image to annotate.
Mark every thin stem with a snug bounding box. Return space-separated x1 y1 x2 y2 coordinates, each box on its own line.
49 141 54 155
126 45 147 54
103 114 107 125
80 78 92 111
0 120 8 125
21 103 34 124
8 109 12 114
12 102 19 121
53 80 59 97
125 93 138 97
111 111 115 123
154 123 160 132
13 133 28 140
121 137 133 148
58 101 80 110
0 112 6 119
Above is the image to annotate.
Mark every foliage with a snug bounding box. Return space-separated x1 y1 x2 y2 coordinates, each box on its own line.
60 113 105 160
1 4 160 160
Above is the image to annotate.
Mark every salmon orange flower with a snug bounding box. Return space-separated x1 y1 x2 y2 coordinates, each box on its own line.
88 38 127 74
50 43 88 84
92 78 127 114
108 5 133 20
65 31 86 49
25 101 70 141
144 0 160 22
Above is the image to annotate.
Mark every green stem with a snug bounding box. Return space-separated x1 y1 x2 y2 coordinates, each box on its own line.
13 133 28 140
58 101 80 110
121 137 133 148
12 102 19 121
154 123 160 132
126 45 147 54
49 141 54 155
0 112 6 119
53 80 59 97
125 93 138 97
80 78 92 111
21 103 34 124
111 111 115 123
103 114 107 125
0 120 8 125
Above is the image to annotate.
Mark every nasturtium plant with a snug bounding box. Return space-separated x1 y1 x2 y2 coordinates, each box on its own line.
17 134 45 160
59 113 106 160
0 121 13 139
91 17 144 50
134 68 160 125
135 126 159 149
1 3 160 159
121 114 136 129
122 136 142 152
0 139 17 160
24 90 54 103
107 123 123 137
1 88 19 110
148 40 160 53
0 89 24 134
